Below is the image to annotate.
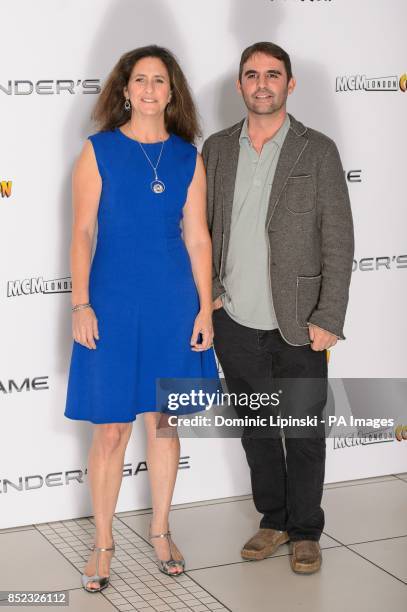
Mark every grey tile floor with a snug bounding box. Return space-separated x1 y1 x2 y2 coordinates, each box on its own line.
0 474 406 611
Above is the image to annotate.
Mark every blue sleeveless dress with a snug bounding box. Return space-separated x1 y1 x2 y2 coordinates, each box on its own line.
64 128 219 424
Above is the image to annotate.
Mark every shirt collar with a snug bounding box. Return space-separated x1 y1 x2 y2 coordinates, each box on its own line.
239 113 291 148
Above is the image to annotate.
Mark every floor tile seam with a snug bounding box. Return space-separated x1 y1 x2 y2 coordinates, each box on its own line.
99 517 209 609
117 478 401 519
2 476 392 532
118 497 254 518
323 478 403 491
102 518 183 584
330 536 407 586
67 517 148 564
0 527 36 535
32 524 125 611
178 572 232 612
392 475 407 483
184 543 345 572
38 520 93 560
346 533 407 546
32 522 85 574
15 511 405 607
2 478 398 532
114 514 232 611
65 518 132 567
35 521 136 611
187 544 407 590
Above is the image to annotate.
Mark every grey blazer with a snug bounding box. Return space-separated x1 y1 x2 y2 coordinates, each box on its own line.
202 113 355 346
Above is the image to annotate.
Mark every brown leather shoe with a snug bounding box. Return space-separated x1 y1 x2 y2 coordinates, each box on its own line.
290 540 322 574
241 528 289 560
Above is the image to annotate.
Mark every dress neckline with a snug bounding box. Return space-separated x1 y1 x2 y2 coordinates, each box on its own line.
115 127 172 145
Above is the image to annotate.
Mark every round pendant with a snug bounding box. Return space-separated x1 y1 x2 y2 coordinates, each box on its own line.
151 180 165 194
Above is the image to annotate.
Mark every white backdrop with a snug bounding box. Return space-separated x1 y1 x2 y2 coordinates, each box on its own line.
1 0 406 529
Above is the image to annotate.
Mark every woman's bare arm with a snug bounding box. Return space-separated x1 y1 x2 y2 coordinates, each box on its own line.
70 140 101 349
182 153 214 350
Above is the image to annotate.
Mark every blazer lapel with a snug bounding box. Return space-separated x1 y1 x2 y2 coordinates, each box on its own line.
218 116 308 233
220 122 242 239
265 125 308 228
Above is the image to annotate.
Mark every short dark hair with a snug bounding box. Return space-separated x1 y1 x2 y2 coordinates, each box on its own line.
239 42 292 82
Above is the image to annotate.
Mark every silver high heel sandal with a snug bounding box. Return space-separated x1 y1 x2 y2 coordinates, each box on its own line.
149 527 185 576
81 542 115 592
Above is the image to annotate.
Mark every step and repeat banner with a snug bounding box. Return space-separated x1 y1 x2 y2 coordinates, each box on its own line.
1 0 406 529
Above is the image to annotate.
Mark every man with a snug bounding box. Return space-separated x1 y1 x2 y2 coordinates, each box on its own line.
202 42 354 574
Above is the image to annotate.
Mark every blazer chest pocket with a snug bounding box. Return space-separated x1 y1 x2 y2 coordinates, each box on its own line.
296 274 322 328
285 175 315 214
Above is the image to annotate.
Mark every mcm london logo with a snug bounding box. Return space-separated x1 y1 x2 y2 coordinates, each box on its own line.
336 73 407 92
7 276 72 297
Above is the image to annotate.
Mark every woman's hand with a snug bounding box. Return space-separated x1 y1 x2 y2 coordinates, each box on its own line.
190 309 214 351
72 307 99 349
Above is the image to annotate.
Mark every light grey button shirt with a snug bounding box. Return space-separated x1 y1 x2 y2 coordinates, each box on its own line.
221 114 291 329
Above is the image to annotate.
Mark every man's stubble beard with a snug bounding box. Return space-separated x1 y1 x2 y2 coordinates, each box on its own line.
242 89 288 116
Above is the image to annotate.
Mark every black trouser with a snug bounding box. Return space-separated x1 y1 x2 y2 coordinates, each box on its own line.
212 307 327 541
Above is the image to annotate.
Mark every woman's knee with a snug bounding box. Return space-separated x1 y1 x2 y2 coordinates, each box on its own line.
94 422 132 453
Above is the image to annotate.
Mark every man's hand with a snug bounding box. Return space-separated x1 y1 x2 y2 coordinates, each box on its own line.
212 297 223 311
308 324 338 351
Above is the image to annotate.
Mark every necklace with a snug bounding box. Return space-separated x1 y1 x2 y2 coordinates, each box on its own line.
126 124 167 194
137 140 166 194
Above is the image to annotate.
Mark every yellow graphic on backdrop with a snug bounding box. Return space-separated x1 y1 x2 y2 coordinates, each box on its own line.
395 424 407 441
0 181 12 197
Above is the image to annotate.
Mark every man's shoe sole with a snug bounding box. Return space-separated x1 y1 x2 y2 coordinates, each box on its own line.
290 555 322 574
241 534 290 560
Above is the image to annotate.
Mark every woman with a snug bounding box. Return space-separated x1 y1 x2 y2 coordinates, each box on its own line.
64 45 218 591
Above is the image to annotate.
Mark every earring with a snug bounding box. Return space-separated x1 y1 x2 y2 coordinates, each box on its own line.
124 98 131 111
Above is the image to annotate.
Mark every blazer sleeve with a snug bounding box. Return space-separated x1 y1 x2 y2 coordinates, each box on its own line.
201 138 213 228
307 140 355 339
202 137 226 302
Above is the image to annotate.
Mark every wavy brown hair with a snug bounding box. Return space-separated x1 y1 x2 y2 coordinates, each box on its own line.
92 45 201 143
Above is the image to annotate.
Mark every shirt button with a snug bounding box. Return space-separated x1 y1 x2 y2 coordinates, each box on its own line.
253 179 261 187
